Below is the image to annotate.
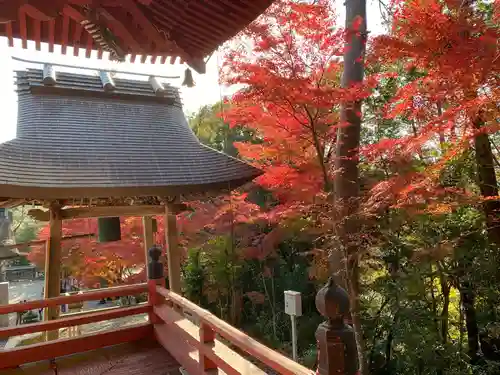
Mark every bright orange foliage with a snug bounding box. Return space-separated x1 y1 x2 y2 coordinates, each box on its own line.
222 0 343 214
27 194 261 287
28 217 149 287
366 0 499 208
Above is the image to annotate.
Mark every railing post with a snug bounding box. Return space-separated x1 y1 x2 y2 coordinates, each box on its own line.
315 277 359 375
148 245 164 324
199 322 217 371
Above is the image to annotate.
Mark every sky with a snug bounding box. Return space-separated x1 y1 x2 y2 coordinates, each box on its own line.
0 0 384 144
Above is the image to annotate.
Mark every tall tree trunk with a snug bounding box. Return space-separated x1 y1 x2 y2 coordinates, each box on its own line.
455 238 482 365
333 0 368 372
438 263 450 345
460 280 481 364
473 117 500 245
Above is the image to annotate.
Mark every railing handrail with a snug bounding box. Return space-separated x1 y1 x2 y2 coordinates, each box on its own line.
156 285 314 375
0 304 149 339
0 283 148 315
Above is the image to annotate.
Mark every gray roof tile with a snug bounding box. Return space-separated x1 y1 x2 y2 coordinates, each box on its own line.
0 70 261 200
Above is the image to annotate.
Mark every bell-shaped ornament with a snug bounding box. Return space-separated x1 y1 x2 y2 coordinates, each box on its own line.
182 68 195 88
98 217 122 243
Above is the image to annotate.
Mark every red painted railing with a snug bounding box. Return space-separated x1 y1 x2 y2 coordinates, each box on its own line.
150 281 314 375
0 283 147 316
0 281 314 374
0 283 150 370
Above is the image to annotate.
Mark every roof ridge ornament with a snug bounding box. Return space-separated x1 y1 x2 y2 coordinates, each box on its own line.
99 71 116 92
42 64 57 86
149 76 165 96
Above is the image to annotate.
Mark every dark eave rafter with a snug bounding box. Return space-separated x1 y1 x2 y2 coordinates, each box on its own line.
0 0 275 74
0 0 210 73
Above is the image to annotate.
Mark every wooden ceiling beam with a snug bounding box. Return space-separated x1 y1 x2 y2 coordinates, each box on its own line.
6 22 14 47
0 199 25 209
188 2 240 31
48 19 55 52
29 205 169 222
61 11 70 54
73 21 83 56
150 2 215 45
0 233 95 250
21 4 54 21
33 18 41 50
121 0 177 53
122 0 206 73
85 28 93 57
148 0 207 73
149 12 210 50
219 0 262 14
0 1 66 22
62 5 84 23
97 8 142 52
19 8 27 49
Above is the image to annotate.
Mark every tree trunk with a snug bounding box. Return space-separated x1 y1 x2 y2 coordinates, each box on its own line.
473 118 500 245
460 281 481 364
333 0 368 372
438 263 450 345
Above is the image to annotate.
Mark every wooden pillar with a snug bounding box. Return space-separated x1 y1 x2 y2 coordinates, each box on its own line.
142 216 155 279
165 204 181 294
43 203 62 341
315 277 359 375
147 245 164 324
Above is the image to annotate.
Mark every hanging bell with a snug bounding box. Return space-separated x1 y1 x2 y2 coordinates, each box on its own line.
98 217 122 243
182 68 195 88
152 218 158 233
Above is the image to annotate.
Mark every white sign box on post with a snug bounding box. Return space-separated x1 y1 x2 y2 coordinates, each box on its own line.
284 290 302 361
284 290 302 316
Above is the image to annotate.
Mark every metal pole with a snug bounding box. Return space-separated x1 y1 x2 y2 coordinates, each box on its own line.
291 314 298 361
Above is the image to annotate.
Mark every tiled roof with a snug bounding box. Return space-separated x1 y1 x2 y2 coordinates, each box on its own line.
0 69 261 200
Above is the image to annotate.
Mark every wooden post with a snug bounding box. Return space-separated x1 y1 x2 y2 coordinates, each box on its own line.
147 245 164 324
44 202 62 322
315 277 359 375
142 216 154 279
165 204 181 294
199 322 217 371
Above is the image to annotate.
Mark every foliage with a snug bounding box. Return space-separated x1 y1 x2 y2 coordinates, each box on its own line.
189 101 256 157
29 217 149 286
10 207 42 266
26 0 500 373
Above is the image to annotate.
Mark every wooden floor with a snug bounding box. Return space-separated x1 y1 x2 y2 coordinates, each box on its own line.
3 339 181 375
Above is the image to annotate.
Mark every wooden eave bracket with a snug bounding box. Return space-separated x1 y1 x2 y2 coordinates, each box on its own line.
187 57 206 74
167 202 191 215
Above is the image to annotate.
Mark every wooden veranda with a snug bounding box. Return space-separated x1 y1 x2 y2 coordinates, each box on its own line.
0 249 315 375
0 1 359 373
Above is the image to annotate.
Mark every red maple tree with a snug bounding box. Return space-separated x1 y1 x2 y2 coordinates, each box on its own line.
365 0 499 214
29 217 147 287
221 0 379 221
219 0 382 284
27 193 261 288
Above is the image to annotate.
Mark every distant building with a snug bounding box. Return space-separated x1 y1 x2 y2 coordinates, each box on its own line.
3 265 37 282
0 208 17 282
